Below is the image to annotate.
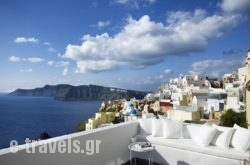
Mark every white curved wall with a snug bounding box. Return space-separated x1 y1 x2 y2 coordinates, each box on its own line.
0 121 139 165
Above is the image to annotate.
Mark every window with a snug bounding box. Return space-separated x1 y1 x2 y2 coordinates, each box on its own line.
233 84 240 88
208 94 219 99
220 94 227 99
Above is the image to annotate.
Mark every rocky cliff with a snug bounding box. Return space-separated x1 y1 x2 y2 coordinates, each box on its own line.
8 84 148 101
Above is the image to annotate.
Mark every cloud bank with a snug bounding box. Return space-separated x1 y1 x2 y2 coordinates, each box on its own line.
64 6 241 73
189 59 241 78
219 0 250 13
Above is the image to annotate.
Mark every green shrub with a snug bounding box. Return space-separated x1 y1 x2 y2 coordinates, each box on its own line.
107 107 116 112
75 120 86 132
220 109 247 128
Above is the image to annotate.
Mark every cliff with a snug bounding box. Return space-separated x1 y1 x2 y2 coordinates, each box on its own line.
8 84 148 101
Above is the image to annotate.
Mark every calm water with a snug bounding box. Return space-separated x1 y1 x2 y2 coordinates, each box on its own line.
0 95 101 149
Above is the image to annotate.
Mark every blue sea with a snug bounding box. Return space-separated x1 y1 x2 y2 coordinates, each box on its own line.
0 94 101 149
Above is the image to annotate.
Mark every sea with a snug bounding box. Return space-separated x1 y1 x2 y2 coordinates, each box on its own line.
0 94 102 149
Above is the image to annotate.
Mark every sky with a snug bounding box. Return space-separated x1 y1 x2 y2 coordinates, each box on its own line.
0 0 250 92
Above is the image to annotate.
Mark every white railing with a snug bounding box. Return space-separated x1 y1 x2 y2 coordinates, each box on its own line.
0 121 139 165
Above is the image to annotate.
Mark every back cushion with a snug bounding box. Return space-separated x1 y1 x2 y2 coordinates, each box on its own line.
163 119 183 139
151 118 164 137
138 118 153 135
187 124 216 147
182 123 191 139
211 124 235 149
231 124 250 152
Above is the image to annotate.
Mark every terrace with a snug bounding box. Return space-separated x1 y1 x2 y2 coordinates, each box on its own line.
0 120 249 165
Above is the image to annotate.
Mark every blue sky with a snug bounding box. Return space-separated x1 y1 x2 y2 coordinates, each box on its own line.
0 0 250 92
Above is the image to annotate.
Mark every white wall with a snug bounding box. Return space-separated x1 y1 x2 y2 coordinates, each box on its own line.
227 97 239 111
0 121 139 165
167 110 200 121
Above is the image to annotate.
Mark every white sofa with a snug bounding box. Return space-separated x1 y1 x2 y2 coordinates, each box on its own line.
134 118 250 165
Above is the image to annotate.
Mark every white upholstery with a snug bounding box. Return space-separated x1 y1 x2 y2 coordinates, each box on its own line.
138 118 152 135
136 120 250 164
142 113 155 119
163 119 182 138
211 124 235 149
187 124 217 147
151 118 164 137
146 136 249 160
231 124 250 152
182 123 192 138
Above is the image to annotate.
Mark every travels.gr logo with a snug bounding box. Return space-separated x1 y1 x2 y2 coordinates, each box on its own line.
9 138 101 155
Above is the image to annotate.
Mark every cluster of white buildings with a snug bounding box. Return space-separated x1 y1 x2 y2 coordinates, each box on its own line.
143 55 250 122
86 50 250 129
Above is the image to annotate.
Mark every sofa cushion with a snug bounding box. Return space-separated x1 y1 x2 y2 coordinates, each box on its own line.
151 118 164 137
163 119 183 139
138 118 152 135
182 123 191 138
145 136 250 161
135 123 250 161
187 124 216 147
211 124 235 149
231 124 250 152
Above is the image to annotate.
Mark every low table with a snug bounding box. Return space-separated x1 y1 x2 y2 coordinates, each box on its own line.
128 142 154 165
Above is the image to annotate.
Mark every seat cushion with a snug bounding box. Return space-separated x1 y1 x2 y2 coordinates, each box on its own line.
145 136 250 160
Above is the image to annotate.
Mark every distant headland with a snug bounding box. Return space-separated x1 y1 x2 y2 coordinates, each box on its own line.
8 84 148 101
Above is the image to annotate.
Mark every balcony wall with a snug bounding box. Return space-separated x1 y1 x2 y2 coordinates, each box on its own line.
0 121 139 165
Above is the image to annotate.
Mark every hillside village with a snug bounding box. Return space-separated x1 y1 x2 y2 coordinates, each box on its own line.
83 50 250 131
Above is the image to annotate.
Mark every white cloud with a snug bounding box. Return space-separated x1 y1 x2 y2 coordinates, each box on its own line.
219 0 250 13
147 0 156 3
47 61 54 66
164 69 172 74
20 68 33 72
9 56 21 62
26 57 44 63
47 61 70 75
48 47 57 53
47 60 70 68
9 56 45 63
114 0 138 8
140 76 155 85
155 74 164 80
63 68 68 76
43 42 57 53
43 42 51 46
64 10 240 73
76 60 120 73
55 61 70 68
115 0 129 4
91 21 111 29
189 59 241 78
114 0 156 8
14 37 39 43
